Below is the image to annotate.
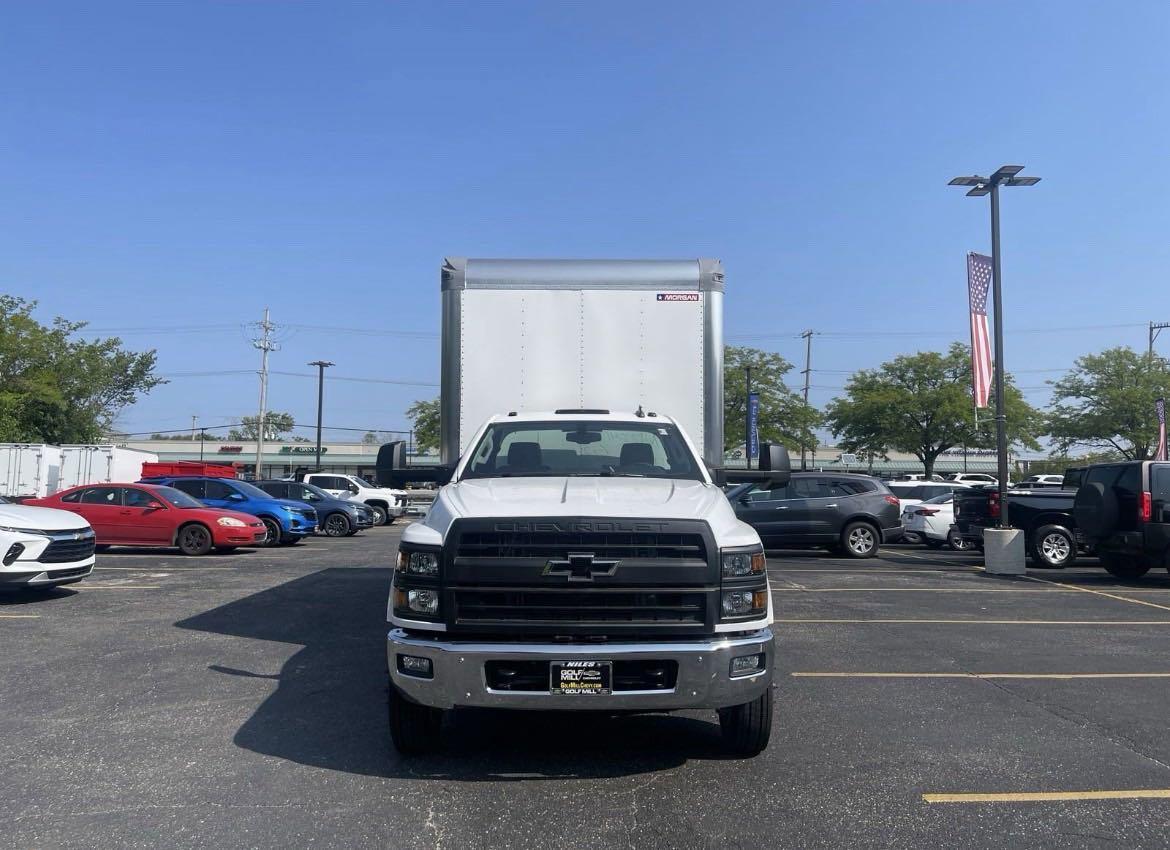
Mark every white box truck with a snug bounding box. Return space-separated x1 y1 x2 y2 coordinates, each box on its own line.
59 445 159 490
0 444 64 499
386 258 789 757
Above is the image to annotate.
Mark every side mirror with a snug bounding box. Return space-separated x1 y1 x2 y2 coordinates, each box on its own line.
227 493 245 502
708 466 728 487
145 501 165 511
348 484 359 494
759 443 792 487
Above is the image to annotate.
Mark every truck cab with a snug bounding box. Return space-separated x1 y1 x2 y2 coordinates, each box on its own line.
299 472 405 526
387 410 786 756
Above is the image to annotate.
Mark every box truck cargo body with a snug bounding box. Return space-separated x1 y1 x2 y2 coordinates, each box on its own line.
439 257 724 467
0 444 64 499
386 259 788 759
59 445 159 490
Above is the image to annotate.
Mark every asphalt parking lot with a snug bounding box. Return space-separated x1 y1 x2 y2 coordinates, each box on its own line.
4 530 1170 849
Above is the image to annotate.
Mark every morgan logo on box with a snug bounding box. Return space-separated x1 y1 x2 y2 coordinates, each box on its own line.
656 293 700 302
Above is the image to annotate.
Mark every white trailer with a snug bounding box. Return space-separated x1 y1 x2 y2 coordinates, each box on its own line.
59 445 159 490
0 444 64 499
439 258 725 467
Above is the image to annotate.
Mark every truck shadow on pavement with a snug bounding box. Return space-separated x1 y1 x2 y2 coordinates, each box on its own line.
176 567 735 781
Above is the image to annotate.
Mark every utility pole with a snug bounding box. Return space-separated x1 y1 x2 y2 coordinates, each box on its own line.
1149 322 1170 365
308 360 334 472
801 330 813 470
252 308 278 479
199 428 206 462
190 415 198 439
744 364 753 469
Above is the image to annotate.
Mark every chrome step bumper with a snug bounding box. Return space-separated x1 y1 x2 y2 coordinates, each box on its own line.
387 627 773 710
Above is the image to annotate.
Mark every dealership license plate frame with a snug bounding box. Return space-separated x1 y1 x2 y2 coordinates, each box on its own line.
550 660 613 696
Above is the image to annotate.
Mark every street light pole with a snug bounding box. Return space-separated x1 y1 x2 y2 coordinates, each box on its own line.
948 165 1041 530
308 360 334 472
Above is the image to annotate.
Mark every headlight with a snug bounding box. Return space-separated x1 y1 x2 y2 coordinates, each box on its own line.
0 525 46 535
722 550 765 578
393 587 440 616
217 517 247 528
722 589 768 617
396 549 440 577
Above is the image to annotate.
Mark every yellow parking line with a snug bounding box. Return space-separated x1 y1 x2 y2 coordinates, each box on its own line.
96 566 236 571
0 613 40 618
774 618 1170 624
792 672 1170 679
924 789 1170 803
771 587 1074 593
80 585 161 590
1025 575 1170 614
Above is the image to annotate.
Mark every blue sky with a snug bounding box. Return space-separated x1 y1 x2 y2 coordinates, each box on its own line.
2 1 1168 441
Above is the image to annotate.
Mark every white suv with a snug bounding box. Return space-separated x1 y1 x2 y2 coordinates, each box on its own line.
300 473 406 526
0 496 96 589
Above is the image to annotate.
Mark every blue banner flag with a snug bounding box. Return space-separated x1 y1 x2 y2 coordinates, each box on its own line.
747 392 760 460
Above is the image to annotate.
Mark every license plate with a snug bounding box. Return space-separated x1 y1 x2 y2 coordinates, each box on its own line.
550 660 612 696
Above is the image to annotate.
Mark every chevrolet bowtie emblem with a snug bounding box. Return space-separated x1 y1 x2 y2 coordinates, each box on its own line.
543 552 619 582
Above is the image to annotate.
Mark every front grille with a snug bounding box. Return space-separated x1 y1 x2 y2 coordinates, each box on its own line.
295 509 317 522
485 660 679 692
456 530 706 562
38 536 96 564
454 588 706 626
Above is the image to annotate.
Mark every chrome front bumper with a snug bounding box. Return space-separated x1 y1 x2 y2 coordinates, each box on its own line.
387 628 774 711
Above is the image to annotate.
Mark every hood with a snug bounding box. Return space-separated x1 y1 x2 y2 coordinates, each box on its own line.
0 503 92 531
278 499 316 511
445 477 726 521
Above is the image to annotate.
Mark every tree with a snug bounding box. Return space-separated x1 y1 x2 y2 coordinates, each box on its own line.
824 343 1041 480
1048 347 1170 460
0 296 164 443
362 431 380 445
228 411 296 441
406 399 440 452
723 346 821 456
150 432 222 441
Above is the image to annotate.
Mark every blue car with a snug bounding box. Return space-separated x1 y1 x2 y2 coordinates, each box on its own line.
139 476 317 546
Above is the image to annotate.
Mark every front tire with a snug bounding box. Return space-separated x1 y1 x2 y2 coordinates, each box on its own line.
368 504 388 527
841 521 879 559
947 529 976 551
177 524 213 556
1029 525 1076 568
322 512 352 537
260 517 282 547
1101 553 1150 580
388 683 443 756
718 688 773 757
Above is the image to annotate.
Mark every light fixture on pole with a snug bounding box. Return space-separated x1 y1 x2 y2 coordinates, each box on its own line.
308 360 334 472
948 165 1040 528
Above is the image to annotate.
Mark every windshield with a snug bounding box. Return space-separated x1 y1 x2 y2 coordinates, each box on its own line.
300 482 330 500
155 486 206 509
353 475 376 488
462 420 703 481
232 480 278 500
922 493 953 505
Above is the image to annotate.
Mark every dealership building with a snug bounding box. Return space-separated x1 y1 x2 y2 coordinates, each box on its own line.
123 437 1007 480
122 438 436 480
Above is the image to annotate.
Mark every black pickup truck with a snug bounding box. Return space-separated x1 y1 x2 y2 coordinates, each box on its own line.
952 470 1085 567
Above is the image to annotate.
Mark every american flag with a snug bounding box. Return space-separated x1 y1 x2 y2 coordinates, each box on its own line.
1157 398 1166 462
967 252 993 409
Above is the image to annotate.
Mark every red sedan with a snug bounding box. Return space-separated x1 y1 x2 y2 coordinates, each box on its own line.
29 483 267 555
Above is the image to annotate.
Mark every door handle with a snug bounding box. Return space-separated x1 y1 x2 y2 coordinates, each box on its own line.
826 504 838 508
119 510 133 515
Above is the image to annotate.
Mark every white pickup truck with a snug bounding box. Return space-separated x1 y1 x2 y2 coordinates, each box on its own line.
383 259 788 757
297 473 406 526
0 496 96 589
